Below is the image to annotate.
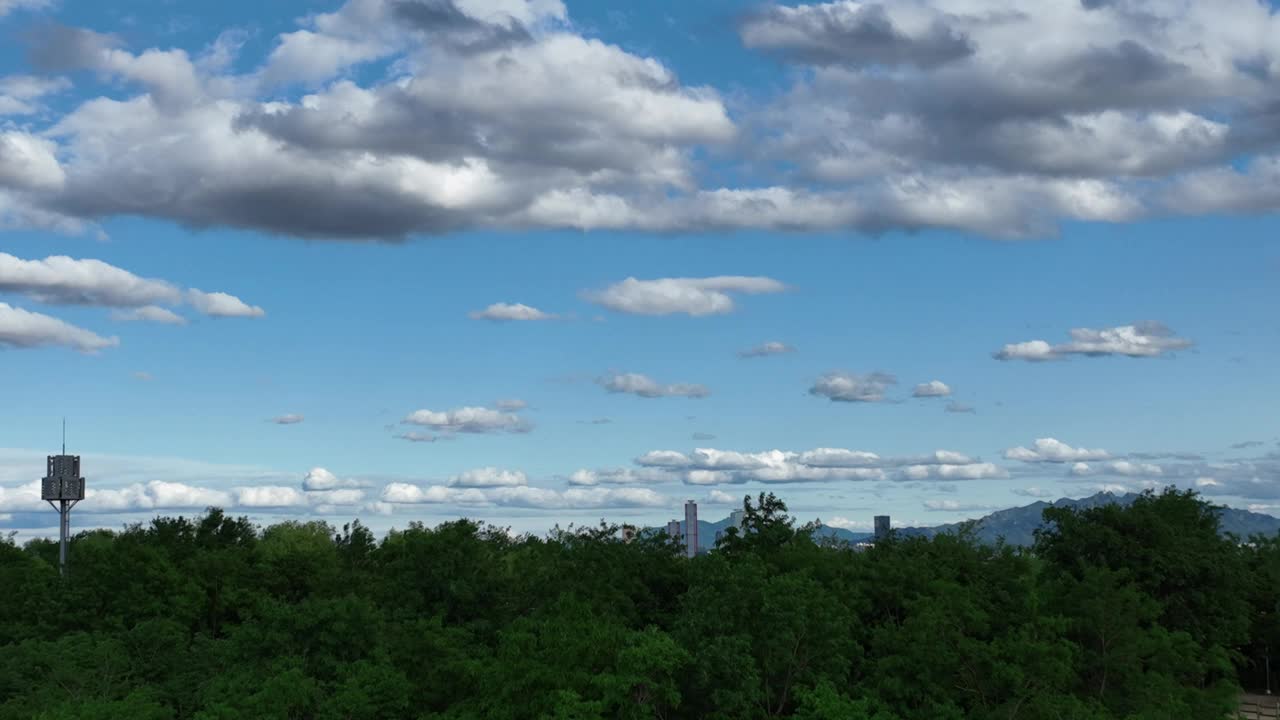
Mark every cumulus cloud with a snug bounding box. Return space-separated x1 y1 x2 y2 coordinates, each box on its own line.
187 290 266 318
740 1 974 69
109 306 188 325
402 406 532 434
923 499 994 512
629 446 999 485
899 462 1007 481
468 303 556 321
705 489 740 505
912 380 951 398
730 0 1280 232
738 340 795 358
995 322 1192 361
599 373 710 399
797 448 882 468
1004 438 1111 463
0 74 69 115
381 482 668 509
0 252 179 306
397 431 445 443
233 485 309 508
0 252 263 320
3 0 1278 239
449 467 527 488
567 468 672 486
1012 487 1057 499
809 371 896 403
90 480 233 511
301 467 364 491
1069 460 1164 478
822 516 872 531
271 414 305 425
0 302 118 353
584 276 786 316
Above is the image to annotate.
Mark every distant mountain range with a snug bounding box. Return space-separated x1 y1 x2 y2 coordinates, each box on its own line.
662 492 1280 551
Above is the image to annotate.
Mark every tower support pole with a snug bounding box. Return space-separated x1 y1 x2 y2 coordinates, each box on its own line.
59 499 69 577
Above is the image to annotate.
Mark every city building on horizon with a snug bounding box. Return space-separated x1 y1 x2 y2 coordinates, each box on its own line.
684 500 698 559
874 515 891 542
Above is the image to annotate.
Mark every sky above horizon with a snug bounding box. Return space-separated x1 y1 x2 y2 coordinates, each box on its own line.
1 0 1278 542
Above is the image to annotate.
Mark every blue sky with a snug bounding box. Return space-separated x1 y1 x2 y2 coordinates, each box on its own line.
1 0 1278 539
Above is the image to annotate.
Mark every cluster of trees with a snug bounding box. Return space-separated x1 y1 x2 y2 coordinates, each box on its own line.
0 488 1276 719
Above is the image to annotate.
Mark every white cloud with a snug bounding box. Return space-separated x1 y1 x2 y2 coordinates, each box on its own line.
705 489 740 505
599 373 710 399
272 414 305 425
900 462 1007 481
912 380 951 398
380 482 668 509
1012 487 1056 499
1070 460 1163 478
0 302 119 353
449 467 527 487
0 251 179 306
796 448 882 467
313 488 366 505
628 445 1002 485
468 303 556 321
0 74 68 115
397 431 444 443
301 467 364 491
187 290 266 318
995 322 1192 361
823 516 871 531
402 406 531 433
924 499 994 512
0 252 262 319
738 340 795 358
3 0 1280 239
110 306 188 325
584 276 786 316
234 485 309 508
1005 438 1111 463
0 480 43 512
87 480 233 511
809 371 896 403
567 467 672 486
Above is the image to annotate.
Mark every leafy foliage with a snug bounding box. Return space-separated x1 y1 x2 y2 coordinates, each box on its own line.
0 490 1274 719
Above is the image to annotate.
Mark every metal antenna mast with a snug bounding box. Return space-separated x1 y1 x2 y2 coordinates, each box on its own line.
41 424 84 577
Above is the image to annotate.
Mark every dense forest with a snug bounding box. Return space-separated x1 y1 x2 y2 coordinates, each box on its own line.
1 489 1277 719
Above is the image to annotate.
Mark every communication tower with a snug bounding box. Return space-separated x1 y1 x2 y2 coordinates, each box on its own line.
41 421 84 576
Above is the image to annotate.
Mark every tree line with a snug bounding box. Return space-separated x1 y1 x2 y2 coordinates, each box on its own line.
1 488 1277 719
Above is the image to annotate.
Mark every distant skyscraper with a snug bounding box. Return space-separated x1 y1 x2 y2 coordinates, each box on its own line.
874 515 891 541
729 509 745 532
684 500 699 558
666 519 682 551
